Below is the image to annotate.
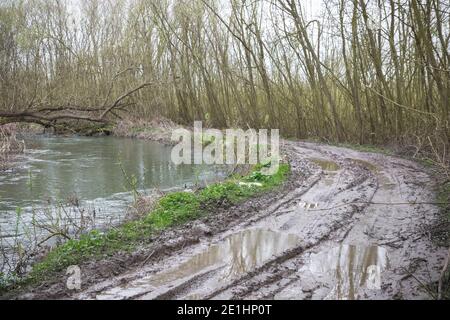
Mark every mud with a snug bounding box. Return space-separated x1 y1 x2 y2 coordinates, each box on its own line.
11 140 448 300
92 229 301 300
305 244 389 300
309 158 340 172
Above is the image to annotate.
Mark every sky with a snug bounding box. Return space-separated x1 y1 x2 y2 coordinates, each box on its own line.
65 0 324 20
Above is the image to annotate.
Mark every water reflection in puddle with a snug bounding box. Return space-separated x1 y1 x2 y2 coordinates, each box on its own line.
308 244 389 300
146 229 301 288
309 158 340 171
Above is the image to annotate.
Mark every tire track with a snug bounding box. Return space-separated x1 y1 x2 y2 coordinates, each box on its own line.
50 141 447 300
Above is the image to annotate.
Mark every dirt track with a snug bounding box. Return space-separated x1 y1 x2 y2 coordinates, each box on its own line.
20 141 447 300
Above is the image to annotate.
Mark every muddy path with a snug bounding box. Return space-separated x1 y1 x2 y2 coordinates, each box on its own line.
19 141 447 300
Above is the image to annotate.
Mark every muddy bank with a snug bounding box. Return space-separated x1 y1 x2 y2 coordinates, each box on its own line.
5 140 448 300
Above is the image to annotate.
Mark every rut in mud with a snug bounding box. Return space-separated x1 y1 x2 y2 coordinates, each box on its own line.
21 141 447 300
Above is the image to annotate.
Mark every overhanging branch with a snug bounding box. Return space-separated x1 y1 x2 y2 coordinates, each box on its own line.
0 82 152 127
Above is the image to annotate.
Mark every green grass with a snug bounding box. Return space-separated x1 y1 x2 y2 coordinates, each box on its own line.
3 162 290 291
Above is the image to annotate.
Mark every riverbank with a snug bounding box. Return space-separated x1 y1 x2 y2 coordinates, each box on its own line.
111 117 183 146
0 156 292 298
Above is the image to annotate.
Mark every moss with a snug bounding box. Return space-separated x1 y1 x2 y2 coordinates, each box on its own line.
4 162 290 291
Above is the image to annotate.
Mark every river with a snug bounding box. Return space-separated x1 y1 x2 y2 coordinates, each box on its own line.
0 136 229 247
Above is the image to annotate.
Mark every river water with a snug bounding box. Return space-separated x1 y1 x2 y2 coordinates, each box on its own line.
0 136 229 242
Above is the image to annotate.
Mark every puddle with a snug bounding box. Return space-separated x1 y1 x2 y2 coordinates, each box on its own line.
309 158 340 171
297 202 318 210
97 229 302 299
143 229 301 288
308 244 389 300
348 159 378 172
378 175 397 190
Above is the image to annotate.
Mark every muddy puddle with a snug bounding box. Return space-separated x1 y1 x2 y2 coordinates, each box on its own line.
307 244 389 300
347 158 379 172
323 177 336 186
102 229 302 299
296 202 318 210
151 229 300 285
309 158 340 171
378 174 397 190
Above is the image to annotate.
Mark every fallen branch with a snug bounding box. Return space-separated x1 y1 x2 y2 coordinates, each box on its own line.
36 232 73 248
0 82 152 128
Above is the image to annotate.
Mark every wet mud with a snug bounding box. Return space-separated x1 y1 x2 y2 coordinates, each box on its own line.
14 140 448 300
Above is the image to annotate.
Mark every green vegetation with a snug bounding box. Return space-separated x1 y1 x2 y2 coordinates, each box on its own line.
1 0 448 298
4 163 290 291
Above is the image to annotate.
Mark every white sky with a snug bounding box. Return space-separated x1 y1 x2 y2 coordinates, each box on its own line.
66 0 324 20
